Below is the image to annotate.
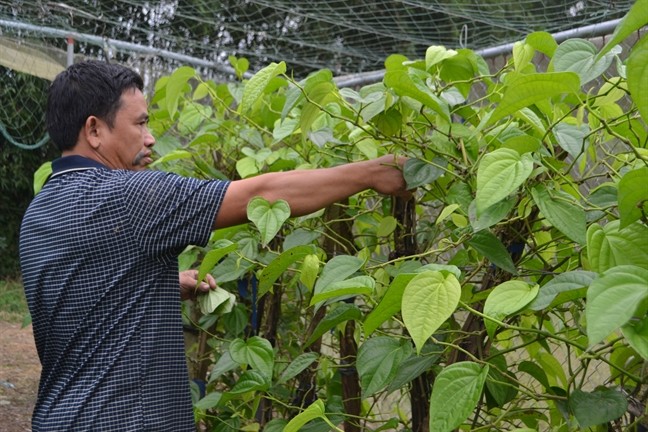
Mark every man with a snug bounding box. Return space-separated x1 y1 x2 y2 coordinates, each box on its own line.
19 60 408 431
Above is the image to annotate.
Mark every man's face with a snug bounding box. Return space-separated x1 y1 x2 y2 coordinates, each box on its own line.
97 88 155 171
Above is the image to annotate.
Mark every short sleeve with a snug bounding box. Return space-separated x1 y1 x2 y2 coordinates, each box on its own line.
121 170 229 259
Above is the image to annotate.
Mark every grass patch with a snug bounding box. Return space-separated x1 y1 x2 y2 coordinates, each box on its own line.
0 278 30 323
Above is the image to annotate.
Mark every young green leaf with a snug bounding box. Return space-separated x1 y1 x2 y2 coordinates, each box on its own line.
384 69 450 121
487 72 580 125
165 66 196 119
239 61 286 114
425 45 457 70
197 286 236 315
283 399 326 432
476 148 533 213
598 0 648 57
483 280 539 339
299 253 320 292
313 255 364 293
247 197 291 247
586 265 648 347
364 273 416 336
197 240 238 283
618 167 648 229
626 34 648 125
402 271 461 353
257 244 318 297
309 275 375 306
531 185 586 245
525 31 558 57
429 362 489 432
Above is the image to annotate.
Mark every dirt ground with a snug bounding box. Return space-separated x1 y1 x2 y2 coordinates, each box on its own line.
0 321 40 432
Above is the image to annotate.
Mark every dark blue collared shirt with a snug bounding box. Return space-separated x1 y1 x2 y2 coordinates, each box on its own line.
20 156 229 431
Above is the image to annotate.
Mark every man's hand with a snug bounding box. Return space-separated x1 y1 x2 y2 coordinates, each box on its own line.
179 270 217 300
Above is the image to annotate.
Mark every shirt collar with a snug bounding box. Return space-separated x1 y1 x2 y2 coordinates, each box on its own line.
50 155 110 179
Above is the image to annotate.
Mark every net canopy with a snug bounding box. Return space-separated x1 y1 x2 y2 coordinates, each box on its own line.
0 0 635 80
0 0 637 150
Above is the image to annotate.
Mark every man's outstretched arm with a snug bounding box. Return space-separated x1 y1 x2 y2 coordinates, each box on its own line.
213 155 409 229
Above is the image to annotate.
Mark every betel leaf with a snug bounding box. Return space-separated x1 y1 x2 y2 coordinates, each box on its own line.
622 315 648 359
569 388 628 428
586 265 648 347
530 270 596 310
277 352 319 384
197 286 236 316
487 72 580 125
402 271 461 353
364 273 416 336
483 280 539 339
283 399 326 432
518 360 552 391
357 336 413 398
468 230 518 275
257 244 318 297
552 122 590 160
429 362 489 432
384 69 450 121
309 275 375 306
525 31 558 57
485 350 518 408
403 157 446 189
247 197 291 247
386 343 442 393
587 220 648 273
599 0 648 58
425 45 457 70
239 61 286 114
476 148 533 213
305 303 362 347
553 39 617 85
197 240 238 283
165 66 196 119
626 32 648 123
228 369 270 394
194 391 223 410
531 185 587 245
228 336 275 380
300 81 339 135
468 197 516 232
618 167 648 229
313 255 364 293
299 253 320 292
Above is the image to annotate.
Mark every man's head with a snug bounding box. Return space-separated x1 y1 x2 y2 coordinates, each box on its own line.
47 61 155 170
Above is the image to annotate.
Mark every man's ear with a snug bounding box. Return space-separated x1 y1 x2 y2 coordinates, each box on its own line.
84 116 102 150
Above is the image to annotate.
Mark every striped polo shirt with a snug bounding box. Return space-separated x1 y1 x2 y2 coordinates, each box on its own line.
19 155 229 431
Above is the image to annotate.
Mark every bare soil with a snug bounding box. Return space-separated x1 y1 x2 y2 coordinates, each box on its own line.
0 321 40 432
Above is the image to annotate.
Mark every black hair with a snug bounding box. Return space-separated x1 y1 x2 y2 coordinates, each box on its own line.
46 60 144 151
